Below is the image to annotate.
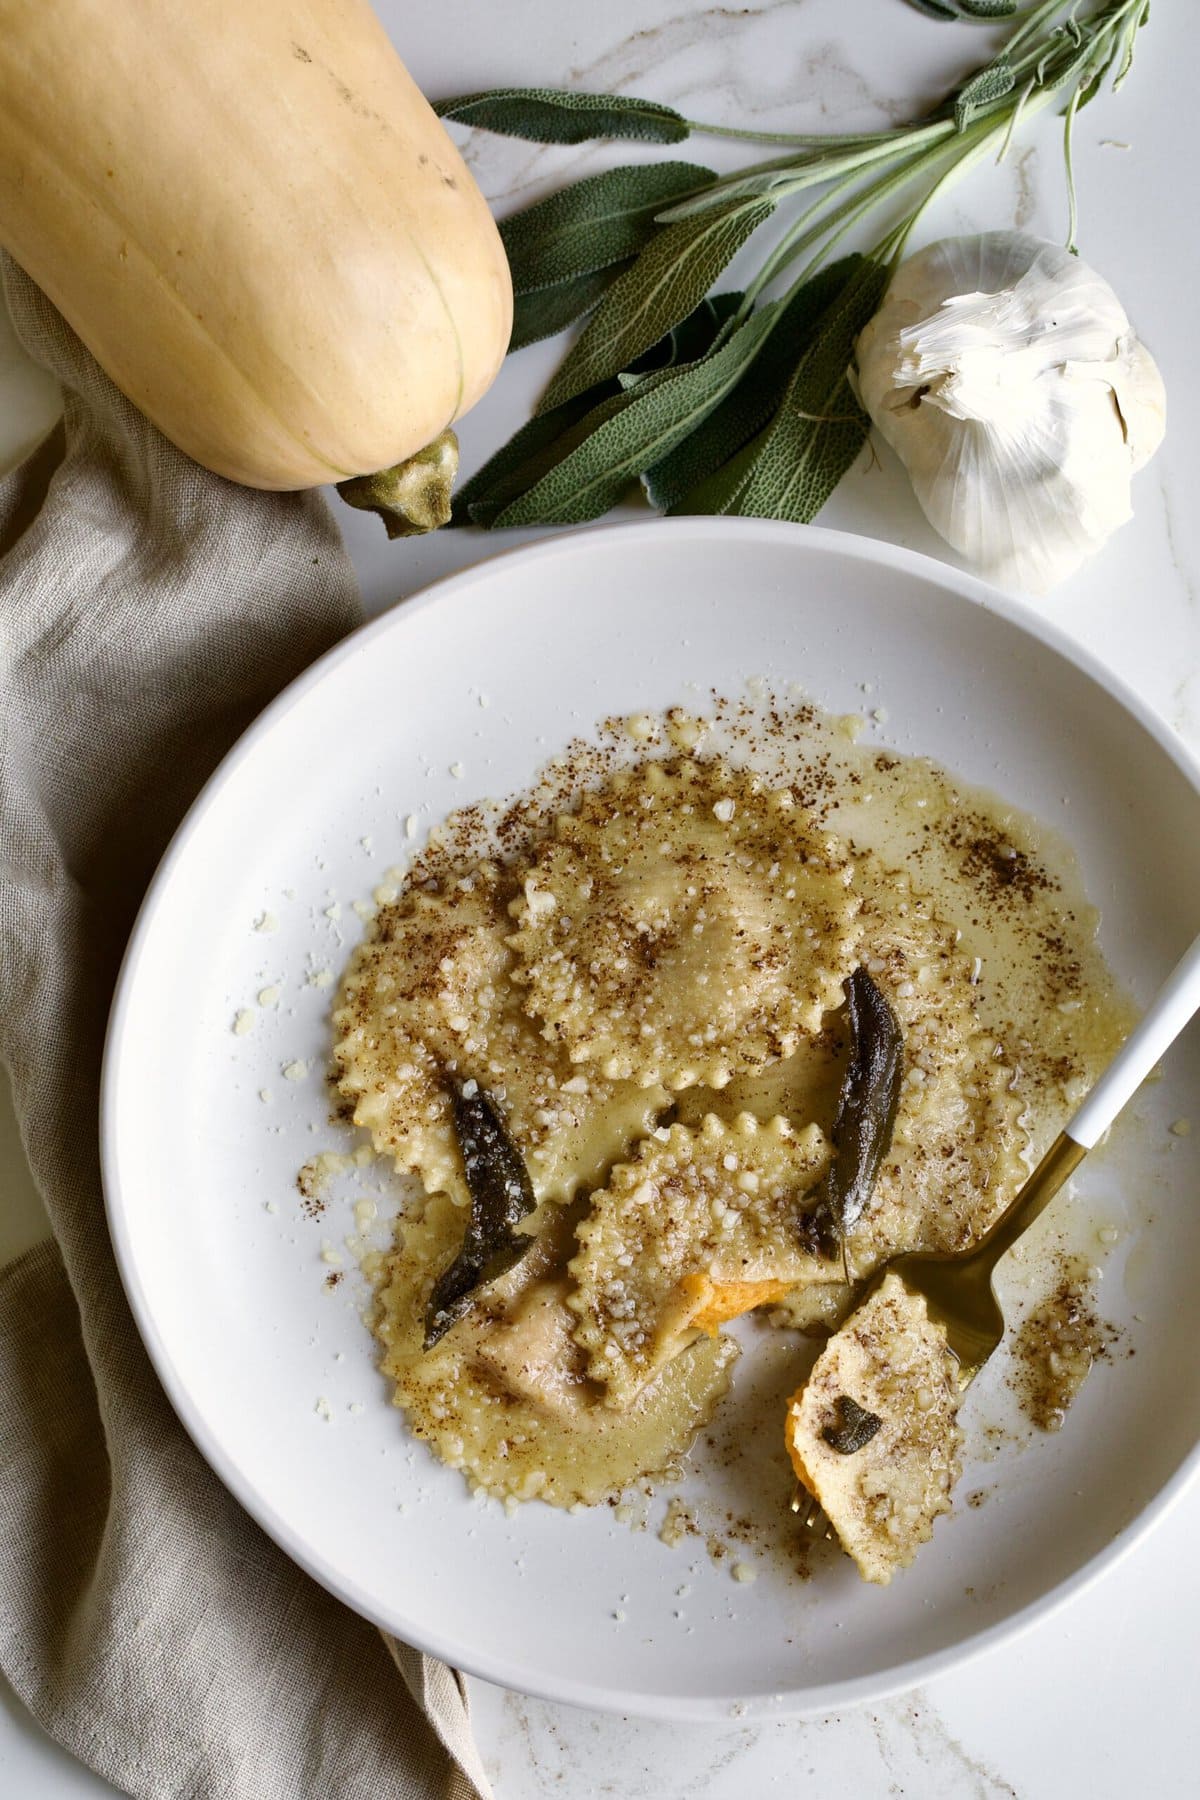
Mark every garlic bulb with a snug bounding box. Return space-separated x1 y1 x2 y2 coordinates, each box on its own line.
854 232 1165 593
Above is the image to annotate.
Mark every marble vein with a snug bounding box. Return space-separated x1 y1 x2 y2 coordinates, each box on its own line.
870 1690 1020 1800
453 2 917 214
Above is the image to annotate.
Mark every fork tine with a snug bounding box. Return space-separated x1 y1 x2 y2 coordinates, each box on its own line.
790 1482 836 1540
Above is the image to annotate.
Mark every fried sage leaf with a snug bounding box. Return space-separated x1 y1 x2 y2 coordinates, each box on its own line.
822 1394 884 1455
424 1082 538 1348
434 88 690 145
803 966 903 1254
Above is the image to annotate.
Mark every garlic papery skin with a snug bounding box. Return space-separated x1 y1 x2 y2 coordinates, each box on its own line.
854 232 1166 594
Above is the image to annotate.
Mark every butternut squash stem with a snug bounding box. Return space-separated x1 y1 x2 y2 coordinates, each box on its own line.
336 429 460 538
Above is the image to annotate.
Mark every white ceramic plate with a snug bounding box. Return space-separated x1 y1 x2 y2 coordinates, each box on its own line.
102 520 1200 1719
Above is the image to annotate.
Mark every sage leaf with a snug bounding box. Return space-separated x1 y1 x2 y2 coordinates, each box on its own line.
457 292 739 524
954 58 1017 129
1070 31 1122 115
537 198 774 413
957 1 1019 17
801 968 904 1257
644 257 859 511
822 1395 884 1456
1110 3 1149 93
452 389 624 526
620 290 743 385
1071 66 1106 117
433 87 689 145
669 430 761 518
675 255 887 521
500 162 715 295
458 294 742 526
424 1081 538 1349
509 264 632 352
491 304 781 528
903 0 1016 15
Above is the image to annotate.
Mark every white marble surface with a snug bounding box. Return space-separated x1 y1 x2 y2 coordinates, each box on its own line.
2 0 1198 1794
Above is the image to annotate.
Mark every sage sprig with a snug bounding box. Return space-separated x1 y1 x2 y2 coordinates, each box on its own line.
454 292 742 526
435 0 1152 534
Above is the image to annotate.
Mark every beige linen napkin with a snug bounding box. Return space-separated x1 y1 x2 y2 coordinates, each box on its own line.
0 257 492 1800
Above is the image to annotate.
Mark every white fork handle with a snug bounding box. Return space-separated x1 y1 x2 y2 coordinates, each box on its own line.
1067 931 1200 1150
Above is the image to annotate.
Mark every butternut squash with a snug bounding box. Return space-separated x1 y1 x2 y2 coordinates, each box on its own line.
0 0 512 489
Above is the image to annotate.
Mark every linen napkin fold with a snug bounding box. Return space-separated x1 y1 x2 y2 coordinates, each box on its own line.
0 256 492 1800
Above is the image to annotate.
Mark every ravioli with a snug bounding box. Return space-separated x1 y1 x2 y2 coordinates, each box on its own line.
785 1272 963 1585
846 871 1029 1264
373 1190 737 1507
507 758 861 1090
674 867 1029 1309
568 1114 833 1410
332 866 667 1206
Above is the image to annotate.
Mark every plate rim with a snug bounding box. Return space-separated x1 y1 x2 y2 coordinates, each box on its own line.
100 517 1200 1719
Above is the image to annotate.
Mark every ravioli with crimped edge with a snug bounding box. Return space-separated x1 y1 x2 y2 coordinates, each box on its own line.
375 1187 740 1508
507 757 862 1090
568 1113 834 1409
675 867 1029 1308
332 861 666 1207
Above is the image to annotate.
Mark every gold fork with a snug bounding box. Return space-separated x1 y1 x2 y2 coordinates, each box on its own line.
793 929 1200 1540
